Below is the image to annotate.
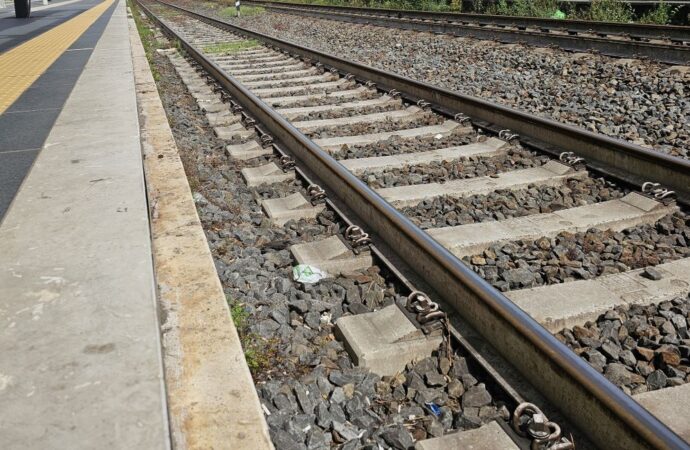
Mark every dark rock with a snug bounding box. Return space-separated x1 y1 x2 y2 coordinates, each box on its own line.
380 426 415 450
461 384 492 408
647 369 667 390
642 267 662 281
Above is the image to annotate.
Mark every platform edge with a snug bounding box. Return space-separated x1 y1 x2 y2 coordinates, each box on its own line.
127 12 273 450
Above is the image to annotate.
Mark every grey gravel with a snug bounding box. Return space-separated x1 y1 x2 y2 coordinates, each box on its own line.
146 13 505 447
557 295 690 393
402 177 625 229
464 212 690 291
200 7 689 160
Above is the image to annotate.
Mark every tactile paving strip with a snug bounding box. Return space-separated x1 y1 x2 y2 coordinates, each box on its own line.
0 0 114 113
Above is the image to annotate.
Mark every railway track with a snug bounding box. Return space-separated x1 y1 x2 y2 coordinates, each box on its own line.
244 0 690 65
136 0 690 448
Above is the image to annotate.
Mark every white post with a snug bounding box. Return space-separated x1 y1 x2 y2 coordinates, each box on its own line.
236 0 240 17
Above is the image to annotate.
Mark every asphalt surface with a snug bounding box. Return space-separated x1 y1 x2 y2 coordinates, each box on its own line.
0 0 116 220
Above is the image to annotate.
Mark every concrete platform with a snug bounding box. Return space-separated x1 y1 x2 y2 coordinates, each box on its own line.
335 304 443 376
277 95 400 120
507 257 690 332
293 105 426 131
415 421 520 450
635 383 690 441
130 18 272 448
261 192 325 226
341 137 508 173
315 120 470 153
0 0 116 218
378 161 584 207
241 161 295 187
0 1 168 447
428 193 676 258
290 235 373 276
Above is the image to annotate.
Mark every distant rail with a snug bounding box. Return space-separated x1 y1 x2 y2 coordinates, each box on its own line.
246 0 690 63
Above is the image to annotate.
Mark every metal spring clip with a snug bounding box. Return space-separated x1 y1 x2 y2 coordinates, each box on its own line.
307 184 327 205
642 182 675 200
260 134 274 148
512 403 575 450
499 129 520 143
344 225 371 255
559 151 585 166
279 156 295 172
406 291 446 334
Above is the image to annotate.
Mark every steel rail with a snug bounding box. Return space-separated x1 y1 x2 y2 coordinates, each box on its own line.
159 1 690 205
246 1 689 64
247 0 690 41
143 1 690 448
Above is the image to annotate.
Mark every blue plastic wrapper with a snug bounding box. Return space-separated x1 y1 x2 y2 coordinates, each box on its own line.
425 402 442 417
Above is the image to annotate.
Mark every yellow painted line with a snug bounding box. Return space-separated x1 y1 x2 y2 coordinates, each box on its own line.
0 0 115 113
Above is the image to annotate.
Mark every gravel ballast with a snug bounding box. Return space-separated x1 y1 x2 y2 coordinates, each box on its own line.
143 15 508 448
557 295 690 396
463 212 690 291
176 0 689 160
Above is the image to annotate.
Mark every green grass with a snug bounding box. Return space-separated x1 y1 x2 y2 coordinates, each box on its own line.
203 39 259 54
128 0 163 81
228 298 276 375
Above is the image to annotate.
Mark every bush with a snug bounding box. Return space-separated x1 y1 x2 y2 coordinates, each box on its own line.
638 1 676 24
589 0 633 23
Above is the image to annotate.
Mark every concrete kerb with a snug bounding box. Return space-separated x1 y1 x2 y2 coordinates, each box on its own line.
128 16 273 450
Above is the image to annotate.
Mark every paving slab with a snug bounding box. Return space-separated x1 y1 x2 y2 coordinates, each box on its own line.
0 1 168 447
294 105 425 131
415 421 519 450
315 120 470 153
226 139 273 160
506 257 690 332
428 193 676 258
290 235 373 275
335 305 443 376
635 383 690 441
261 192 325 226
341 137 508 173
378 161 584 207
241 161 295 186
277 95 399 120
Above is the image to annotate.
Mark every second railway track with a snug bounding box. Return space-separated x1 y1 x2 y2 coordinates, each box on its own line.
135 0 690 448
245 0 690 65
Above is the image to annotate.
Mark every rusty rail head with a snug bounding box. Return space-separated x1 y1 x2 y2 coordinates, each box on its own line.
141 1 690 448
